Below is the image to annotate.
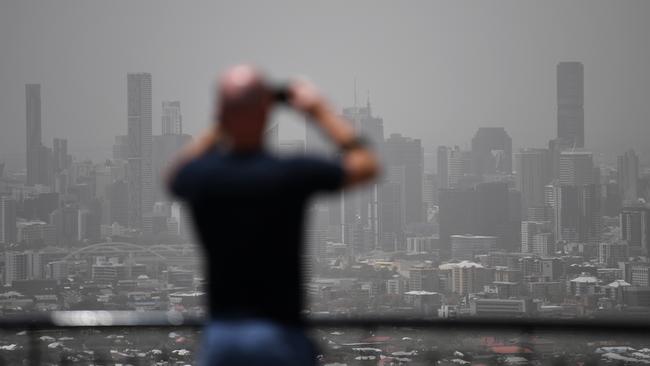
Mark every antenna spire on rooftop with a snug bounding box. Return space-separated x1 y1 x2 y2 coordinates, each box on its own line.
366 89 371 114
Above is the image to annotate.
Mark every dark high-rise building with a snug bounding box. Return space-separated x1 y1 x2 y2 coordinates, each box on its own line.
107 180 129 226
52 138 70 174
471 127 512 176
385 133 424 226
0 196 17 244
557 62 584 148
79 199 102 243
618 149 639 204
548 138 568 181
438 188 478 259
437 146 449 189
337 102 384 252
39 145 53 187
620 206 650 255
559 151 595 185
49 202 79 246
22 192 59 222
604 182 622 217
26 84 43 185
549 184 600 244
379 171 404 252
423 172 436 214
126 73 153 229
439 182 519 258
641 175 650 203
161 101 182 135
476 182 519 252
516 148 551 215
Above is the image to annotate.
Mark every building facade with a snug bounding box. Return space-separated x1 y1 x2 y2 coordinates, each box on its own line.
557 62 584 148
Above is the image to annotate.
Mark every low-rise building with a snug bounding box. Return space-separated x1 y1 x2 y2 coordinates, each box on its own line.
470 298 533 317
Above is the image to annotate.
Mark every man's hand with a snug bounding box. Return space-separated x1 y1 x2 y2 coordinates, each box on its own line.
287 79 327 118
288 79 380 188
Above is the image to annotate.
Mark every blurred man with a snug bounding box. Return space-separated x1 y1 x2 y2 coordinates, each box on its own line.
168 65 379 366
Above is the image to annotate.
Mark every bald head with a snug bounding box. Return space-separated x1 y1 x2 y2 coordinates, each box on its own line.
216 65 273 151
219 65 267 107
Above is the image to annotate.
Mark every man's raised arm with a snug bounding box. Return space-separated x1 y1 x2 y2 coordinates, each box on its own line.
289 80 380 187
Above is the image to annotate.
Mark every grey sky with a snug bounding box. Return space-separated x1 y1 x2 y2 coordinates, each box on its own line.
1 0 649 170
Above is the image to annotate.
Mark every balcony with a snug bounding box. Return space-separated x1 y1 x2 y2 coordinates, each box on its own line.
1 311 650 365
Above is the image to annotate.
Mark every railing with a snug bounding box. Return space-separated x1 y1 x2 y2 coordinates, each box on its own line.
2 311 650 366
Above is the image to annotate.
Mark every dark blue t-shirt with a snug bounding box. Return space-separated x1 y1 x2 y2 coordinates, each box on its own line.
170 147 344 323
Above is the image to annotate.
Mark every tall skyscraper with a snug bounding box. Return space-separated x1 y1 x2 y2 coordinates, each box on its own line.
557 62 584 148
618 149 639 203
39 145 53 187
26 84 42 185
161 101 182 135
437 146 467 189
516 148 551 215
342 102 385 147
385 133 423 226
437 146 448 189
549 151 600 244
340 102 384 252
50 202 80 246
0 196 17 244
423 172 436 216
471 127 512 176
559 151 595 185
52 138 70 174
438 188 478 259
475 182 518 252
620 206 650 255
127 73 153 229
379 167 406 251
548 184 601 244
107 180 129 226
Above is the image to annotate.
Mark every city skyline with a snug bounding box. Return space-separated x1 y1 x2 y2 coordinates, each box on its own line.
5 68 650 177
2 1 650 169
4 2 650 364
1 62 650 335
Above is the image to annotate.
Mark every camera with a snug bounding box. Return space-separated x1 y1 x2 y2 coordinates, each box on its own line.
272 84 291 104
